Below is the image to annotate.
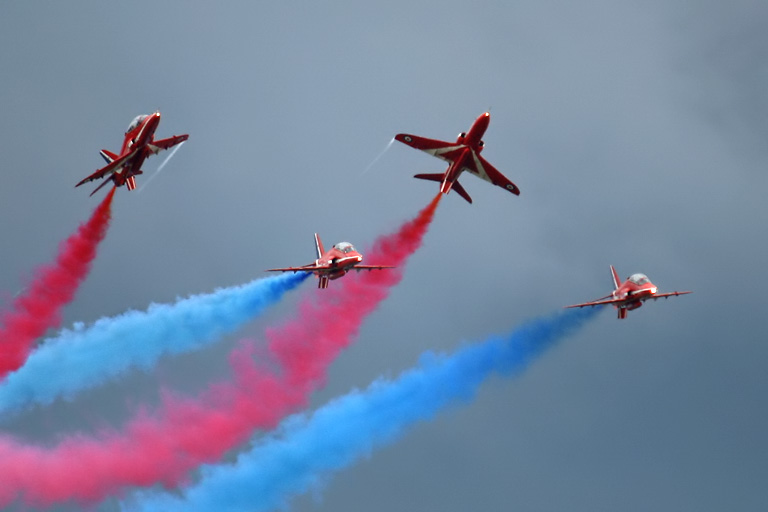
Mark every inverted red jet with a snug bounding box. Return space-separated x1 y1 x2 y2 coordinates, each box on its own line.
565 265 692 319
76 112 189 196
394 112 520 204
267 233 395 289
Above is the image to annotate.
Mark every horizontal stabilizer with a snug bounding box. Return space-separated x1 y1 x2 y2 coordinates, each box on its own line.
451 180 473 204
414 174 472 203
89 178 115 197
413 173 445 183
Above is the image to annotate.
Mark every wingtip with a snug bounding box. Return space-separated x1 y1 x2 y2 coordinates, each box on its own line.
393 133 410 144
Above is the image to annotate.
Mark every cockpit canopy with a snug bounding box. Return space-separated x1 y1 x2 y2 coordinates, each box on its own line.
126 115 149 133
333 242 356 254
628 273 650 285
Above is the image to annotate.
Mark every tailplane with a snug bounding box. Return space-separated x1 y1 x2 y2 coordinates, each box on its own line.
414 173 472 203
89 177 115 197
451 180 473 203
413 173 444 183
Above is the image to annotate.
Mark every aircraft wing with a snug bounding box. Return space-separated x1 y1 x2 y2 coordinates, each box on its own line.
468 154 520 195
266 263 323 273
75 149 137 187
646 291 692 300
566 290 692 309
394 134 465 163
353 265 396 271
148 134 189 155
564 297 627 309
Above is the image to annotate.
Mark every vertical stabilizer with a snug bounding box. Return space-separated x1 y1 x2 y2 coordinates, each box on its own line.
610 265 621 291
314 233 325 260
99 150 118 164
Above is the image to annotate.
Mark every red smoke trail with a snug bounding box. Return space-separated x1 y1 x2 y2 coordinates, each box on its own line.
0 194 441 507
0 187 115 377
268 192 443 391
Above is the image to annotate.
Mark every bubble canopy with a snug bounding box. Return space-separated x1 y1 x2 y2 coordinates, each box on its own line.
126 114 149 133
333 242 356 254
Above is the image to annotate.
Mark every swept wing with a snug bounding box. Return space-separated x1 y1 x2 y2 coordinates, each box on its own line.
75 149 138 187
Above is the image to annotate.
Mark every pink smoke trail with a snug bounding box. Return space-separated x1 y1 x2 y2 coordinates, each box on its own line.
0 187 115 377
0 194 441 508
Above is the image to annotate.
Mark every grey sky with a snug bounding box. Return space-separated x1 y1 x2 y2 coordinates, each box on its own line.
1 1 766 510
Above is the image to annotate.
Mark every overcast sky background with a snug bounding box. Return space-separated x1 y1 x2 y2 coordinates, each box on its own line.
1 1 767 510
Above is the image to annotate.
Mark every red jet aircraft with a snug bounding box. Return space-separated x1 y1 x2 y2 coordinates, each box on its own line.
76 112 188 196
394 112 520 204
565 265 692 319
267 233 395 289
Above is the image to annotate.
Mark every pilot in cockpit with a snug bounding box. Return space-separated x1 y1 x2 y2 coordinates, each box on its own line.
126 115 149 134
334 242 355 254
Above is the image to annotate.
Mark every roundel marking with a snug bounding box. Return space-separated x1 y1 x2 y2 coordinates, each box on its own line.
506 184 515 190
404 136 412 142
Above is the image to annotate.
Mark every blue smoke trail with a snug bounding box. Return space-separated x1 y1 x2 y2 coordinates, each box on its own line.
0 272 308 416
124 307 600 512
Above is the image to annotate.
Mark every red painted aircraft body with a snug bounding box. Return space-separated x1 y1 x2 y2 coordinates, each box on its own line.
394 112 520 204
267 234 395 289
565 265 691 319
76 112 189 196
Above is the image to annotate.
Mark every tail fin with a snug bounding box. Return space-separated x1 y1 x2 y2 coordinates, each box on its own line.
126 176 137 191
318 275 330 289
99 150 118 164
618 308 627 319
314 233 325 259
610 265 621 290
